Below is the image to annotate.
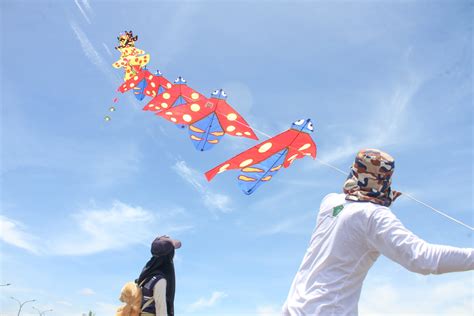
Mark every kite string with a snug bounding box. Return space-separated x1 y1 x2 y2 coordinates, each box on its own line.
401 193 474 232
171 89 474 232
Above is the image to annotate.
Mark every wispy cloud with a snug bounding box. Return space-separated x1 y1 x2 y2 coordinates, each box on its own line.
78 288 95 296
0 215 39 254
74 0 91 24
69 21 114 82
257 212 315 236
173 160 232 213
188 291 228 312
102 42 113 57
318 74 422 165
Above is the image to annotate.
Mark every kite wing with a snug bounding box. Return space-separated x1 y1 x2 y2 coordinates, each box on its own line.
205 119 316 194
118 69 173 100
142 77 204 112
214 98 258 140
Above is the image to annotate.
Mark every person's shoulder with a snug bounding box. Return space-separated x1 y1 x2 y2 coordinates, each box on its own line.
320 193 345 208
365 204 397 225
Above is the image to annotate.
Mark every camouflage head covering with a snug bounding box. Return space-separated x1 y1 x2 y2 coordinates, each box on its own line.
343 149 401 207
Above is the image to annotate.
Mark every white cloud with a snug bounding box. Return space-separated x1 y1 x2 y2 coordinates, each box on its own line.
188 291 227 312
79 288 95 296
359 276 474 315
256 304 281 316
1 201 192 256
173 160 232 213
49 201 157 255
0 215 39 254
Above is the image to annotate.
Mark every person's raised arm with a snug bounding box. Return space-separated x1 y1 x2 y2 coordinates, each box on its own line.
366 207 474 274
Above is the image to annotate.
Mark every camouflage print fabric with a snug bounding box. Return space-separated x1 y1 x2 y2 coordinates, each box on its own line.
343 149 401 207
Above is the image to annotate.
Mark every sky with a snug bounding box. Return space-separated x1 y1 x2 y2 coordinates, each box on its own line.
0 0 473 315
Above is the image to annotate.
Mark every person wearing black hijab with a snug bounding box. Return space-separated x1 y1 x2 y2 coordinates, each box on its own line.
137 235 182 316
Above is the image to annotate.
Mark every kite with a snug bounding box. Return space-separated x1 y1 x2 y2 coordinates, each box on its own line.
205 119 316 194
113 31 150 81
118 69 173 101
157 89 258 151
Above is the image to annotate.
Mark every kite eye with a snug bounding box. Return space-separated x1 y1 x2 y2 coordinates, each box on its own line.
174 78 180 83
307 122 314 131
221 91 227 97
212 90 219 95
294 119 305 126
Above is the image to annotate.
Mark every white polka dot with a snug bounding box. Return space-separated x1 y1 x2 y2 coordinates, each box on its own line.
171 117 177 122
258 142 273 153
122 84 126 88
218 163 230 173
167 83 172 88
146 91 150 95
183 114 192 122
133 75 139 80
161 103 169 108
151 82 156 87
226 125 236 132
244 132 251 136
227 113 237 121
236 132 243 136
239 159 254 167
299 143 311 151
129 83 135 88
191 93 199 100
163 93 171 99
190 103 200 112
148 75 153 80
165 112 173 115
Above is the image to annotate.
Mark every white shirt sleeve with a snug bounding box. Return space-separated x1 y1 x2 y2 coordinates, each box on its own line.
366 207 474 274
153 278 167 316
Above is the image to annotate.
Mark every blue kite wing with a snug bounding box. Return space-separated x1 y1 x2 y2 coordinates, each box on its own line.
172 96 187 129
188 113 225 151
237 148 288 195
133 78 147 101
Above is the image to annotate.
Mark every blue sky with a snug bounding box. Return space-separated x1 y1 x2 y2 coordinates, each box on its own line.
0 0 472 315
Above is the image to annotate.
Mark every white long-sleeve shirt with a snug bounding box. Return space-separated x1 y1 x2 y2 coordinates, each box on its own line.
282 193 474 316
153 279 167 316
